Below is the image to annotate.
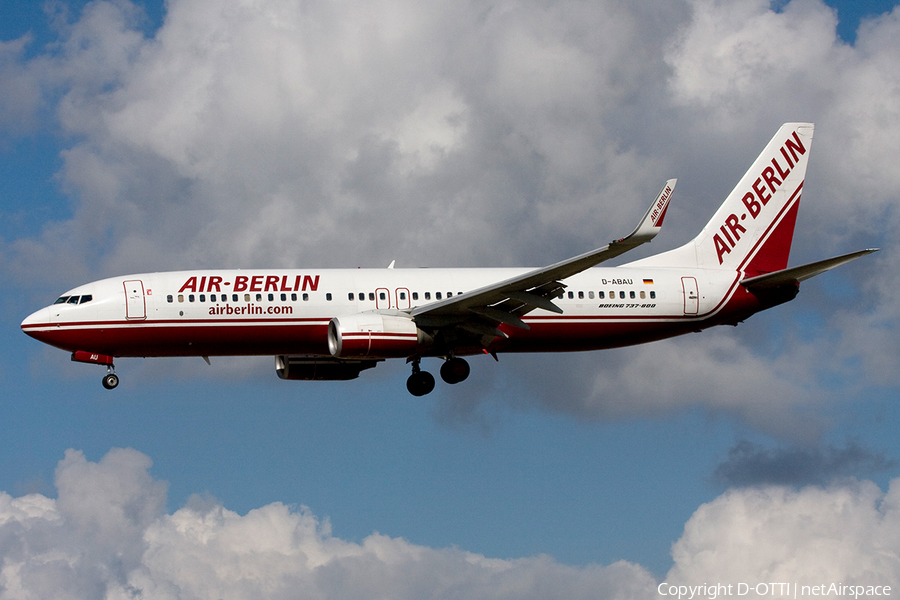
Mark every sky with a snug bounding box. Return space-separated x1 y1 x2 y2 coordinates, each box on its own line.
1 0 900 597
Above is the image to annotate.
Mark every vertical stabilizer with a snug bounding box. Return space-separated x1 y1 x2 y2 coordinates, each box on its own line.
632 123 814 275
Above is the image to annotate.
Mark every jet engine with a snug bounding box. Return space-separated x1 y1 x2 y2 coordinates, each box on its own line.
328 313 431 359
275 355 380 380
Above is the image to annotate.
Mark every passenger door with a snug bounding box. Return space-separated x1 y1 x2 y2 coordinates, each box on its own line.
124 280 147 320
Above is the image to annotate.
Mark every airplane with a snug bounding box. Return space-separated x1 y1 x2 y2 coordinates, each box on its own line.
21 123 877 396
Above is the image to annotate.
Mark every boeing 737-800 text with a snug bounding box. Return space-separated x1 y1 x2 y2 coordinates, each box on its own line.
21 123 876 395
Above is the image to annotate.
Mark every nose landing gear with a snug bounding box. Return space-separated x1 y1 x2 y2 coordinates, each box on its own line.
102 365 119 390
70 352 119 390
102 373 119 389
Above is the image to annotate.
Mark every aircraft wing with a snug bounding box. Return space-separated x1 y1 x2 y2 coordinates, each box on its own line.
410 180 676 337
741 248 879 291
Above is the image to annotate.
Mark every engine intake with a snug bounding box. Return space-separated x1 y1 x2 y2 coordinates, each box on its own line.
328 313 430 359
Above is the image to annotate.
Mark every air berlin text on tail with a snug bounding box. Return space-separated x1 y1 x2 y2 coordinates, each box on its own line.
713 130 807 264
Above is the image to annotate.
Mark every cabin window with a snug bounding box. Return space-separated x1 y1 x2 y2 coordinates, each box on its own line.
349 293 355 301
280 293 287 301
326 293 333 301
436 292 442 300
578 291 584 300
189 294 195 302
167 295 173 303
268 293 274 301
588 291 595 299
425 292 431 300
598 291 605 299
199 294 206 302
650 291 656 299
291 293 297 301
412 292 419 301
178 295 184 303
640 291 646 299
399 291 407 300
256 294 262 302
245 294 251 302
630 291 636 299
379 292 386 301
303 293 309 301
619 291 625 299
446 292 452 298
369 292 375 301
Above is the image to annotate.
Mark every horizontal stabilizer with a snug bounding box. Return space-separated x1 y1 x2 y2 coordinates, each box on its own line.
741 248 879 290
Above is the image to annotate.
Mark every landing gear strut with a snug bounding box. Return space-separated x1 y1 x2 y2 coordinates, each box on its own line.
406 359 435 397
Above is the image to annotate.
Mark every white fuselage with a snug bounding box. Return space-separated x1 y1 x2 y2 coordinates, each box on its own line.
21 265 753 359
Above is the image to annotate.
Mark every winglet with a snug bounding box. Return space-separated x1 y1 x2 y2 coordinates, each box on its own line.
618 179 676 245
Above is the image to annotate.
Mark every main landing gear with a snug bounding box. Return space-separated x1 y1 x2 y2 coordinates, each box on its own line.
406 356 470 396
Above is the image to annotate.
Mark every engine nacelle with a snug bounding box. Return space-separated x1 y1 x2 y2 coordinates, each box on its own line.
328 313 430 359
275 355 380 380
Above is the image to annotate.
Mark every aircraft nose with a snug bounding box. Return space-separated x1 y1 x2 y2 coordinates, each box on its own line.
21 307 50 338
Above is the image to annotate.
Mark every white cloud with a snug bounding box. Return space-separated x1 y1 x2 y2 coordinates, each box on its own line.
666 0 844 125
0 448 657 599
665 478 900 591
5 448 900 598
0 35 43 135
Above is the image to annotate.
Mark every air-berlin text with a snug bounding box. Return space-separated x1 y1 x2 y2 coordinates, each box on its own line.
209 303 293 316
713 130 806 264
178 274 320 294
651 184 673 226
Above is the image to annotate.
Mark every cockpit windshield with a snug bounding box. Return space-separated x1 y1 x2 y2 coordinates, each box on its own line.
54 295 93 305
